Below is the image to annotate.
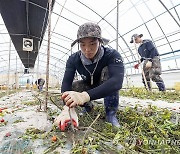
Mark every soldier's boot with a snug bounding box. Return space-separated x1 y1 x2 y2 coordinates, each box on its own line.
156 82 166 91
104 91 120 128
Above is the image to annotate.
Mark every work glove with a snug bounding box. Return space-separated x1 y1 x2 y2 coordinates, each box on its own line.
54 105 79 131
62 91 90 108
145 61 152 69
134 63 139 69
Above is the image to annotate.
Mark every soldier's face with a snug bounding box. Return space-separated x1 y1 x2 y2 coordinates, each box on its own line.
135 37 141 43
79 37 100 60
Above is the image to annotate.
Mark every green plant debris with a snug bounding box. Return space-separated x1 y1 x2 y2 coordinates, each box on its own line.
22 100 38 106
20 128 46 140
120 87 180 102
70 105 180 153
13 119 25 123
3 93 179 154
0 90 20 98
47 107 60 117
43 134 66 154
0 121 8 127
14 104 180 153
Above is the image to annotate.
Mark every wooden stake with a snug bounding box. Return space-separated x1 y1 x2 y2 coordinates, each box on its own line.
45 0 52 111
133 40 149 91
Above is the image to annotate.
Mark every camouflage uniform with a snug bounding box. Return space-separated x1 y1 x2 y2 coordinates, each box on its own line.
143 57 164 91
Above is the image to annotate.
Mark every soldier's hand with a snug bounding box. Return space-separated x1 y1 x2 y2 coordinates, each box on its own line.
62 91 90 108
145 61 152 69
54 105 79 131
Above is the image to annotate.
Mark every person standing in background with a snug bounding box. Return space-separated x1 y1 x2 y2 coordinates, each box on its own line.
131 34 166 91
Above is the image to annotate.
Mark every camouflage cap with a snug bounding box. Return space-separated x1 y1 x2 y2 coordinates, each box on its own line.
130 34 143 43
71 22 109 47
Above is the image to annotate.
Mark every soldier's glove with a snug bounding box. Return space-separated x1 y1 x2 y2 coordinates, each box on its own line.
145 61 152 69
54 105 79 131
134 63 139 69
62 91 90 108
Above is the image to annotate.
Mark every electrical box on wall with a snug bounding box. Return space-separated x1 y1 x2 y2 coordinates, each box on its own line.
23 38 33 51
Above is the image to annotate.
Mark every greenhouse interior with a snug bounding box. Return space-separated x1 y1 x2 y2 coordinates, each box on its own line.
0 0 180 153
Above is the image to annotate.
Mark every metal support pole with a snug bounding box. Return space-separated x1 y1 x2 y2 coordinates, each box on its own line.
45 0 52 111
37 48 39 82
7 38 11 95
116 0 119 52
158 0 179 68
15 56 17 92
32 68 34 90
159 0 180 28
125 73 130 89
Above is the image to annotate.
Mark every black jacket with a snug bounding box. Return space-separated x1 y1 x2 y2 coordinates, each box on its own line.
138 39 159 62
61 46 124 100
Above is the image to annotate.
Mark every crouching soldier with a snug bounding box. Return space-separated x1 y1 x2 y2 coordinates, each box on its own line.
54 22 124 130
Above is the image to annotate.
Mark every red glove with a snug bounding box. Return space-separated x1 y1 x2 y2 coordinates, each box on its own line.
134 63 139 69
54 106 79 131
